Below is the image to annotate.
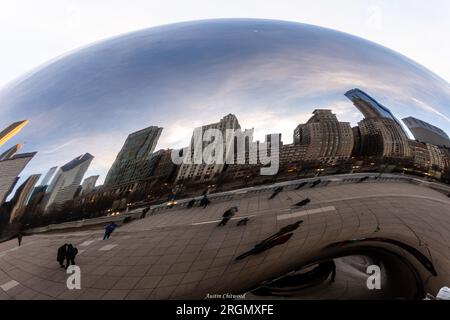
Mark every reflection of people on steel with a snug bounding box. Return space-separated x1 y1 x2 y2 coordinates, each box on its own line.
186 199 196 209
236 217 249 226
140 207 150 219
269 186 283 200
295 198 311 207
200 195 210 208
358 176 370 183
295 182 307 190
17 232 23 246
235 233 294 261
260 220 304 243
310 179 321 188
218 206 238 226
235 221 303 260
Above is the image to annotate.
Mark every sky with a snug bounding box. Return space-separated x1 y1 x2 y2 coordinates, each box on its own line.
0 0 450 89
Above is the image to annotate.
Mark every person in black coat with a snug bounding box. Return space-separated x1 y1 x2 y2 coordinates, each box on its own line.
217 206 238 226
65 244 78 269
57 244 68 268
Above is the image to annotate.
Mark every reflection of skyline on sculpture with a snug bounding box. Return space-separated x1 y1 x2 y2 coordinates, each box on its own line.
0 19 449 185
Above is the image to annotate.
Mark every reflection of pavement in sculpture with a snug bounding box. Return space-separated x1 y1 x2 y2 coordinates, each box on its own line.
0 180 450 300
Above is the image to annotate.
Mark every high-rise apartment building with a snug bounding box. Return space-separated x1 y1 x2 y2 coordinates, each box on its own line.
104 126 163 186
176 114 241 182
0 143 23 161
402 116 450 147
345 89 411 158
0 152 37 206
9 174 41 223
0 120 29 146
40 166 58 186
80 175 99 196
43 153 94 211
294 109 354 164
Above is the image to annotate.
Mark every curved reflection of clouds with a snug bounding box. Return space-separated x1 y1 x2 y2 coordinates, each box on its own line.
0 18 449 183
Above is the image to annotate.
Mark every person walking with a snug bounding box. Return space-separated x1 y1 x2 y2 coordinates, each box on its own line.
218 206 238 227
17 232 23 246
236 217 249 226
295 198 311 207
104 222 118 240
57 244 68 268
140 207 150 219
261 220 304 244
269 186 283 200
186 199 196 209
65 244 78 269
200 195 210 209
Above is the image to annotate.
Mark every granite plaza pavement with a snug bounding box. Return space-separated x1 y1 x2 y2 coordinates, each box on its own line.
1 177 450 300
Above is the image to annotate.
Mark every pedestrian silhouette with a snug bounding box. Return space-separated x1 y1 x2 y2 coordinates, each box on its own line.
218 206 238 227
236 218 249 226
358 176 370 183
200 195 210 208
235 233 294 260
269 186 283 200
260 220 303 244
65 244 78 269
295 198 311 207
57 244 68 268
310 179 321 188
186 199 196 209
140 207 150 219
17 232 23 246
104 222 118 240
295 182 307 190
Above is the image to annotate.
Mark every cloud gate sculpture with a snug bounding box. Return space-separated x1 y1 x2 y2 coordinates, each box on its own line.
0 19 449 300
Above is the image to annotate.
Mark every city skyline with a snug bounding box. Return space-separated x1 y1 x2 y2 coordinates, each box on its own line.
1 86 449 210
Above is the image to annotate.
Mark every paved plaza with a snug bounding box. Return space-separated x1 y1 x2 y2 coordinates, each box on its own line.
1 180 450 300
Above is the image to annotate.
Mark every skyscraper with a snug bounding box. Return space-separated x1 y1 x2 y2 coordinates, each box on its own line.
9 174 41 223
0 152 37 206
0 143 23 161
80 175 99 196
176 114 241 182
345 89 411 158
43 153 94 211
40 166 58 186
0 120 29 146
104 126 163 186
402 116 450 147
294 109 354 164
345 89 398 122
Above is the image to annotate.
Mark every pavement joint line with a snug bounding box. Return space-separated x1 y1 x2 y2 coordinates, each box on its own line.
80 240 96 246
98 244 118 251
277 206 336 221
0 280 19 292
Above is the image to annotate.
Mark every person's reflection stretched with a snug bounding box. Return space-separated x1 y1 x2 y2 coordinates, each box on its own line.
235 233 293 261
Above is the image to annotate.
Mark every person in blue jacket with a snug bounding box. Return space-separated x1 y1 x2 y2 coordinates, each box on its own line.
104 222 118 240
